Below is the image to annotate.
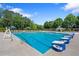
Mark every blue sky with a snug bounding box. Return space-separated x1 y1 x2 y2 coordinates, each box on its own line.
0 3 79 25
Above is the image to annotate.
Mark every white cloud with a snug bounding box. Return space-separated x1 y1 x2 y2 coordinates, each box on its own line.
0 4 36 18
9 8 32 18
62 3 79 14
63 3 79 10
21 13 32 17
72 8 79 13
10 8 23 13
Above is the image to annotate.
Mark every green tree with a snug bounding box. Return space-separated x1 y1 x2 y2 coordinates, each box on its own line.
44 21 49 28
12 13 24 29
75 16 79 28
37 25 44 30
52 18 63 28
31 24 37 30
22 17 33 28
0 9 34 30
2 10 14 27
48 21 54 28
62 14 77 28
44 21 53 28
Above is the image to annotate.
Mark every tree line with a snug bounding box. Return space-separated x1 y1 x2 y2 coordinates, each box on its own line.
44 14 79 31
0 8 43 30
0 8 79 31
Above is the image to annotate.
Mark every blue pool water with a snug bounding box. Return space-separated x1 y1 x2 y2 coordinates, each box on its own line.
14 32 65 54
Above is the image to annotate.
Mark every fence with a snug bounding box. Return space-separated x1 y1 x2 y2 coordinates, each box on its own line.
0 28 79 32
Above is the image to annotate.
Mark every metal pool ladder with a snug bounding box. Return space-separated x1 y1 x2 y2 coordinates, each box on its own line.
3 27 13 41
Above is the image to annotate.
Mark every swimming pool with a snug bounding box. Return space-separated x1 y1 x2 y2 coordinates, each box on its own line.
14 32 66 54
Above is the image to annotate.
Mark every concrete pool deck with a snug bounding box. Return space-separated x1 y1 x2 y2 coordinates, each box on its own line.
0 32 79 56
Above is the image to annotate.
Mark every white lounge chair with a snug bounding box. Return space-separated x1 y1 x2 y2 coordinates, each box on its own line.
52 41 65 44
52 45 63 50
52 42 66 52
61 37 70 40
